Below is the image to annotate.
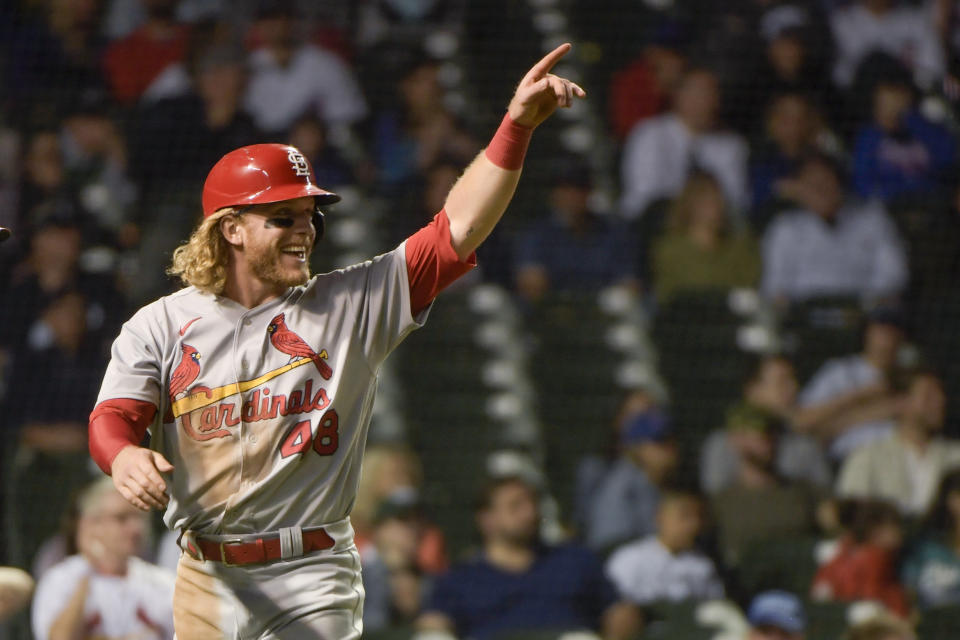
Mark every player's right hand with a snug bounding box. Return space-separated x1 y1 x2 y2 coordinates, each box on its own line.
110 445 174 511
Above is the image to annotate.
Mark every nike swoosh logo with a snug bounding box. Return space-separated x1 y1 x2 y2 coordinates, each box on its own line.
179 317 202 336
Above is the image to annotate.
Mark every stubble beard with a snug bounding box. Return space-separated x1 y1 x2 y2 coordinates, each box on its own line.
248 243 311 289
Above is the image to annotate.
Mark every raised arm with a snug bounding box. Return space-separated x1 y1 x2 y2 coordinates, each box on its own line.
445 43 586 260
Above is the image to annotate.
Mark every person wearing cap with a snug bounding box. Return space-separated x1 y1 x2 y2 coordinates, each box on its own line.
514 154 635 302
88 45 586 639
709 405 824 568
604 488 724 605
796 307 909 461
745 3 839 130
584 408 678 552
701 355 831 496
838 366 960 516
418 475 641 640
607 19 688 141
747 590 806 640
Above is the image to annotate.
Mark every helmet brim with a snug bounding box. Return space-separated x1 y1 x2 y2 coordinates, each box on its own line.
204 184 341 216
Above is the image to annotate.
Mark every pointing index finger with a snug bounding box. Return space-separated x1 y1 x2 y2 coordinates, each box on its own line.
523 43 572 84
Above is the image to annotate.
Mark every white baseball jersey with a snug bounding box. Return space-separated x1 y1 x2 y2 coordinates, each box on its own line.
31 555 175 640
95 244 425 535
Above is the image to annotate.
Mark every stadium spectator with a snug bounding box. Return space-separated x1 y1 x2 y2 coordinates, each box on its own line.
701 360 831 495
903 469 960 609
17 129 72 231
605 489 724 605
830 0 945 90
353 444 421 552
573 389 659 537
128 40 260 190
362 489 444 632
244 0 367 137
750 4 837 124
286 114 355 188
417 475 641 640
811 499 909 616
607 20 688 140
351 444 447 573
851 69 955 204
1 288 107 563
59 91 137 243
584 408 678 552
127 38 262 298
841 613 916 640
796 307 907 461
747 590 807 640
710 406 824 566
761 152 908 304
102 0 189 105
838 368 960 517
651 171 760 302
619 66 748 219
514 156 635 302
371 56 477 191
4 0 107 119
31 478 174 640
749 92 828 221
0 207 123 359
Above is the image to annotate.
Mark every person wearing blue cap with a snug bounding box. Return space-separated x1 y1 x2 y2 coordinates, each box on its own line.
747 590 806 640
584 408 678 551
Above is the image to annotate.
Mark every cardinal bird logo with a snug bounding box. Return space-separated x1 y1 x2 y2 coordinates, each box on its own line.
169 343 202 400
267 313 332 379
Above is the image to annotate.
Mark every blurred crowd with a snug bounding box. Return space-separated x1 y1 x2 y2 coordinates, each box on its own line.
2 0 960 639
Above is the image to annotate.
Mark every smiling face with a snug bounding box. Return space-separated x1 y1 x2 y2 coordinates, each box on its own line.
224 196 317 292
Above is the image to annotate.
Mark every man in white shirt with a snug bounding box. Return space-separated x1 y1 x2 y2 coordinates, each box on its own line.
838 368 960 516
244 1 368 136
798 307 907 460
830 0 945 89
761 153 907 304
619 67 748 219
605 490 724 605
31 478 175 640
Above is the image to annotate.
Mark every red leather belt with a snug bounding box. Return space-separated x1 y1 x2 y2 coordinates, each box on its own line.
189 528 336 566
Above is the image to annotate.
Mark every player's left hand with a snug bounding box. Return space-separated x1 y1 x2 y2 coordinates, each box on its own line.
507 43 586 128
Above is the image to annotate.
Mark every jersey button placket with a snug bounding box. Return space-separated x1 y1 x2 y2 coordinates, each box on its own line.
235 315 254 494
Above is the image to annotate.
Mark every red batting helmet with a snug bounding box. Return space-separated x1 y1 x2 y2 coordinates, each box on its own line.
201 144 341 217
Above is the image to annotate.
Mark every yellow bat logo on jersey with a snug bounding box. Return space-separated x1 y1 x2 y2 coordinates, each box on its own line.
171 350 329 419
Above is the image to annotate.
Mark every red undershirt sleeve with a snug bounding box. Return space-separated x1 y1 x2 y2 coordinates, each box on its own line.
405 209 477 315
89 398 157 474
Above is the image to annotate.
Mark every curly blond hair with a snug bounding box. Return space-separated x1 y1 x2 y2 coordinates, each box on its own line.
166 208 235 294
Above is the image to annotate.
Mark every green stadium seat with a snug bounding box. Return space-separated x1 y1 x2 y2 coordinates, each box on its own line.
916 605 960 640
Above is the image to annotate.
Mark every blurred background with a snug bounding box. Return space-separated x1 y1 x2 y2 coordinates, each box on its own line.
2 0 960 638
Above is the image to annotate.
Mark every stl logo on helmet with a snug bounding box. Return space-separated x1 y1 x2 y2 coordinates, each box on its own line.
287 150 311 178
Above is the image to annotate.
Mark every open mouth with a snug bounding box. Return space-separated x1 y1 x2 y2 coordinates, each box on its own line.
280 245 307 262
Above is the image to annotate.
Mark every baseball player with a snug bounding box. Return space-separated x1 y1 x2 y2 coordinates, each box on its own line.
88 44 585 638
